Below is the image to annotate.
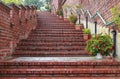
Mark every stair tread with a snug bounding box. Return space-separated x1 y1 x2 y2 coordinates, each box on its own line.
0 77 120 79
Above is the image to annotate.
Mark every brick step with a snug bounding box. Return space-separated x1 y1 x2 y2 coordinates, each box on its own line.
26 37 84 39
38 21 68 23
39 24 74 26
15 46 85 51
0 60 119 69
29 34 83 37
0 77 120 79
17 42 86 46
30 32 83 34
39 26 74 27
39 24 73 25
30 33 83 35
36 28 76 30
32 29 82 31
21 39 85 42
39 23 72 25
31 32 82 34
16 46 85 49
38 19 69 21
28 35 83 37
31 31 82 33
38 27 74 29
27 37 84 39
0 68 120 77
13 51 89 57
19 41 85 44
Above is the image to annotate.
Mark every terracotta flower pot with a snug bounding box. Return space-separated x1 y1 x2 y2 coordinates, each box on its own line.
70 22 75 25
75 24 84 30
83 34 91 41
59 16 63 19
64 18 69 22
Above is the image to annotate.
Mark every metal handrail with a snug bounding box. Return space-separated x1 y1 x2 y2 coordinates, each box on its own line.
51 3 114 26
70 7 114 26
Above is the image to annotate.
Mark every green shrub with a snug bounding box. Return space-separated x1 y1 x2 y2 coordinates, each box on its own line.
110 6 120 28
86 34 113 56
82 28 91 34
68 14 78 24
59 10 63 16
56 10 59 15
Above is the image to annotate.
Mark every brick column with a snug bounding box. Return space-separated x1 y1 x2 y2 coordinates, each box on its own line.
33 6 37 30
24 6 31 38
9 3 20 48
0 2 12 59
19 5 26 39
30 6 35 30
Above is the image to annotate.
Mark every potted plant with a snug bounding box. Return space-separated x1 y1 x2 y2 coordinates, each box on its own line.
110 6 120 31
86 34 113 59
58 10 63 19
56 10 59 16
68 14 78 25
82 28 91 40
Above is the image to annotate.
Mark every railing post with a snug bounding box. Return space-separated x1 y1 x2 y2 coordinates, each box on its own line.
94 21 97 35
86 16 88 28
112 29 117 58
79 14 81 24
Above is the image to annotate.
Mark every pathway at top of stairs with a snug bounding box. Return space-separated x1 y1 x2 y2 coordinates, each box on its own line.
0 12 120 78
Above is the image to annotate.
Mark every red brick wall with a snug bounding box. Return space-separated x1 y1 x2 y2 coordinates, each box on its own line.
64 0 120 26
0 2 12 59
0 2 37 60
10 4 21 46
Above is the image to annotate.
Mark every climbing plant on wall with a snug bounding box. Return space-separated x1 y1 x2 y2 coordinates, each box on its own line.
110 6 120 28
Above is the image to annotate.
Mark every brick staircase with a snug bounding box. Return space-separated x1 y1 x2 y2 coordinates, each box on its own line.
0 12 120 79
13 12 88 57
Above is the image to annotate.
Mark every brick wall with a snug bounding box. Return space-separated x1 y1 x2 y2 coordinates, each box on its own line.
0 2 12 59
0 2 37 60
64 0 120 26
10 4 21 49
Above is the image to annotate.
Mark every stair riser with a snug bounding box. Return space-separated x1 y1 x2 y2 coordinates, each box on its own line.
28 35 83 37
0 66 119 69
16 46 85 49
31 32 83 34
0 62 119 68
17 43 86 46
13 52 89 57
20 40 85 43
15 48 85 51
0 70 120 77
